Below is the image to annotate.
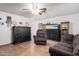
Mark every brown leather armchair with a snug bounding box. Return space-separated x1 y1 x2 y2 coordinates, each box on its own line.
33 29 47 45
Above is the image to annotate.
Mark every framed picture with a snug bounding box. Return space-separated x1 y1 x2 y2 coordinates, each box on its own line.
25 22 29 26
0 22 4 26
0 18 2 20
19 22 23 24
6 16 12 27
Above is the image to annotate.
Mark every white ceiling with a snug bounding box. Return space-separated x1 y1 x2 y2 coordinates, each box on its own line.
0 3 79 19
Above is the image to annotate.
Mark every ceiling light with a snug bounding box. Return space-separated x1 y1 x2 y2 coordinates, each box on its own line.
31 3 40 15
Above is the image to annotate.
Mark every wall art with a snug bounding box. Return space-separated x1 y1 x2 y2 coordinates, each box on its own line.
0 22 4 26
25 22 29 26
6 16 12 28
0 18 2 20
2 22 4 25
19 22 23 24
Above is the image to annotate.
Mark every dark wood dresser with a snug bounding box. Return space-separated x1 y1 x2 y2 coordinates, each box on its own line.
46 29 61 41
12 26 31 44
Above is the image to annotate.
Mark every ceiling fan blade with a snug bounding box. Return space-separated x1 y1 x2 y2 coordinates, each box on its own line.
22 8 30 11
39 8 47 10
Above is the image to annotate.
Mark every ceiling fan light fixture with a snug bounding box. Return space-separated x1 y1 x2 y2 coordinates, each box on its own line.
31 3 40 15
29 3 47 15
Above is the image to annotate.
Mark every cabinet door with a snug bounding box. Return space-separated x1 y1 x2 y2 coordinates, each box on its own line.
25 27 31 41
19 27 26 42
51 29 60 41
13 27 26 43
47 29 60 41
47 29 52 40
13 27 21 43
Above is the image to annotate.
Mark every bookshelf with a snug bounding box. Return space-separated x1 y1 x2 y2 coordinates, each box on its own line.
60 21 70 40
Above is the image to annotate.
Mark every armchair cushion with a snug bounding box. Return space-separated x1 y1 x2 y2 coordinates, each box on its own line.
58 42 73 49
62 34 74 44
49 45 73 56
36 29 46 37
33 35 47 45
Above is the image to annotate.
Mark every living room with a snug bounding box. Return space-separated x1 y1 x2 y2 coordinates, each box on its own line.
0 3 79 56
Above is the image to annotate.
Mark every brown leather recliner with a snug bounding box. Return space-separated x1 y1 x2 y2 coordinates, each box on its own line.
33 29 47 45
49 34 79 56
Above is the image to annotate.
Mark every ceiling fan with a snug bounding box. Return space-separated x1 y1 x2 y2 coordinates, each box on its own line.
22 4 47 15
38 8 47 15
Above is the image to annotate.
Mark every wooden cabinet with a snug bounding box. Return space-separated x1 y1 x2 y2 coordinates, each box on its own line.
46 29 61 41
12 26 31 44
60 22 70 40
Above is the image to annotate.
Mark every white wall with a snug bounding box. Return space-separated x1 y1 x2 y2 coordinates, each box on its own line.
31 13 79 39
0 10 79 45
0 11 30 45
